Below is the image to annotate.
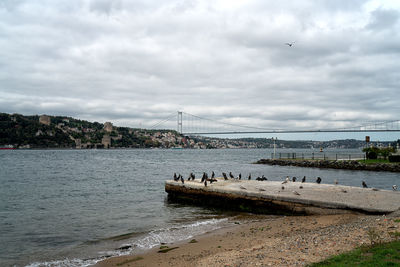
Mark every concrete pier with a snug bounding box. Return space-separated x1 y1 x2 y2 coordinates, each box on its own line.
165 179 400 215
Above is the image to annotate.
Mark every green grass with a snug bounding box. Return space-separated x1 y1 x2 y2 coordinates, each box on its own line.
358 159 393 164
308 240 400 267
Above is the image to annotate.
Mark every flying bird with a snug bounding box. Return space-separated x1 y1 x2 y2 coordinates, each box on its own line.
285 41 295 47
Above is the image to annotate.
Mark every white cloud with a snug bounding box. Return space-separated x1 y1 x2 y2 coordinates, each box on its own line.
0 0 399 138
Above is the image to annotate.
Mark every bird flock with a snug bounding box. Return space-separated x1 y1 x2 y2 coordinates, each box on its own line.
173 172 398 191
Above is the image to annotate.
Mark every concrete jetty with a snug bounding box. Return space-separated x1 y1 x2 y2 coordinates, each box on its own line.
165 179 400 215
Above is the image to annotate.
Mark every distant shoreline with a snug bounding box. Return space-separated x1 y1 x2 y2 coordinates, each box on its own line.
256 158 400 172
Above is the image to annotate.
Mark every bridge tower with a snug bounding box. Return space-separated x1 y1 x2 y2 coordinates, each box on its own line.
177 111 183 134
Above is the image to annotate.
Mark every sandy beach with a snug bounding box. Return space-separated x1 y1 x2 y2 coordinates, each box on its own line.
94 211 400 267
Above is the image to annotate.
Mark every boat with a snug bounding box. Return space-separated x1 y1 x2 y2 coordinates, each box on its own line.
0 145 15 150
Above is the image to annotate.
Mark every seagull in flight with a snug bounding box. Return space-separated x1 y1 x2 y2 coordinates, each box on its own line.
285 41 295 47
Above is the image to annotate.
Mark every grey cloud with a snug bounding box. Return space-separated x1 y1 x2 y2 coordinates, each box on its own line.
0 0 399 136
367 8 399 31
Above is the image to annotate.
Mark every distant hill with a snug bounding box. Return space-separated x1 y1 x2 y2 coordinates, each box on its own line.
0 113 184 149
0 113 398 149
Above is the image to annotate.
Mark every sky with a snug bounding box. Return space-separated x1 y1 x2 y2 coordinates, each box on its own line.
1 0 399 141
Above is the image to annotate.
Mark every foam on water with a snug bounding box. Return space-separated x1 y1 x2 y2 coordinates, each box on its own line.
25 218 229 267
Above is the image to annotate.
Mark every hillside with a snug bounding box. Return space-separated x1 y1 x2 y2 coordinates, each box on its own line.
1 113 398 149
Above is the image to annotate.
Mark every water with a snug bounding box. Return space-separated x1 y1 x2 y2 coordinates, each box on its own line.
0 148 399 267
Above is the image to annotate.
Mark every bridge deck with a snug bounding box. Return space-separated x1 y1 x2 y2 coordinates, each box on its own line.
165 179 400 215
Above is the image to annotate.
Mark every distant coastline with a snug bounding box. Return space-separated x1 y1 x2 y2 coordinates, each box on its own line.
1 112 398 150
256 158 400 172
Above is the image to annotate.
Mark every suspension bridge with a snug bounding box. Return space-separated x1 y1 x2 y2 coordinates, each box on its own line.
150 111 400 136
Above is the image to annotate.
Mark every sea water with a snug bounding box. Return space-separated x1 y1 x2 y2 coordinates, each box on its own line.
0 148 398 266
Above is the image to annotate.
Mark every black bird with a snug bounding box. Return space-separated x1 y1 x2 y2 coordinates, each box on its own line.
292 177 297 182
262 175 267 181
204 180 207 187
222 172 228 180
211 171 215 179
362 181 368 188
173 173 177 180
229 172 234 179
210 178 218 183
238 173 241 180
248 174 251 180
302 176 306 183
201 173 206 183
180 176 184 184
316 177 321 184
190 173 195 180
285 42 295 47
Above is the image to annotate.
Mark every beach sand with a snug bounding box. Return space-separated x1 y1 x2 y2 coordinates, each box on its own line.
94 212 400 267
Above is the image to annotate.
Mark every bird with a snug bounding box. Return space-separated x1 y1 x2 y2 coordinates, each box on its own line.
173 173 177 180
180 176 184 184
262 175 267 181
301 176 306 183
238 173 242 180
282 176 289 184
334 179 338 185
316 177 322 184
285 41 295 47
201 173 206 183
293 191 300 196
211 171 215 179
210 178 218 183
393 185 398 191
341 189 347 193
229 172 234 179
190 173 195 180
222 172 228 180
362 181 368 188
258 188 266 191
240 185 246 190
299 185 303 189
204 180 207 187
292 177 297 182
248 174 251 180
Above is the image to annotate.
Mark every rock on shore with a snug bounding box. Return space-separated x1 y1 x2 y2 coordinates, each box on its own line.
256 159 400 172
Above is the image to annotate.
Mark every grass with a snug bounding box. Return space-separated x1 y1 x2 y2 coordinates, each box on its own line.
358 159 394 164
308 240 400 267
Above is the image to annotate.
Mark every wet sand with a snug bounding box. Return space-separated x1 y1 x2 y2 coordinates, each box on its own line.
94 211 400 266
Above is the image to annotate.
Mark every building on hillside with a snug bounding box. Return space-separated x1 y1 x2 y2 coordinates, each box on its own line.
102 135 111 148
39 115 51 125
75 139 82 149
104 122 113 133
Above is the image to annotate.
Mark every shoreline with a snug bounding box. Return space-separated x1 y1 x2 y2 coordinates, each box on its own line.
256 158 400 172
93 211 400 266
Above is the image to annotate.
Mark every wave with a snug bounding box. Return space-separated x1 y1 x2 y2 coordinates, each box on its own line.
25 218 229 267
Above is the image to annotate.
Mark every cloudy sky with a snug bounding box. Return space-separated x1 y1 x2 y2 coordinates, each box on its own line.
1 0 399 140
